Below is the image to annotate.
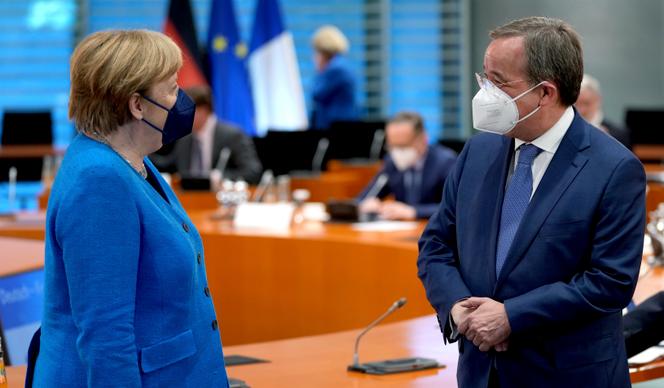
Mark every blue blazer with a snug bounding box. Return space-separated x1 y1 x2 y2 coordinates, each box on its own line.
417 113 645 387
34 134 229 387
311 55 358 129
358 145 457 219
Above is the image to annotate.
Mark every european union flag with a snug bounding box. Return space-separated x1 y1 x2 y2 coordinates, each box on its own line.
207 0 256 136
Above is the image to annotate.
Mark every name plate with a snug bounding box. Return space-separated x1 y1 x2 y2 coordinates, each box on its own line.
233 203 295 230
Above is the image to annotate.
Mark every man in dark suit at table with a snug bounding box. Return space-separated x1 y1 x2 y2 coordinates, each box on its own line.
150 85 263 184
357 111 457 220
417 17 645 387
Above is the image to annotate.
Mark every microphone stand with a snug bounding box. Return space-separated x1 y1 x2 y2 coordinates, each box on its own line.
347 297 441 375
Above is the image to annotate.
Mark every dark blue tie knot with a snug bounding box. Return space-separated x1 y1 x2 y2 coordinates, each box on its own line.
517 144 541 166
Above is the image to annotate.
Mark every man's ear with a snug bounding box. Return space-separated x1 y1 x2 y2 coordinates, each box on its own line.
539 82 560 107
128 93 143 120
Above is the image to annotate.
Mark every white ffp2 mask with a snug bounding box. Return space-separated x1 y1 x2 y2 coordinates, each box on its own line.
472 74 544 135
390 147 418 171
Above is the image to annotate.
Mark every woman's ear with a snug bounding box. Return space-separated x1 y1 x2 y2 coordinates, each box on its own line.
128 93 143 120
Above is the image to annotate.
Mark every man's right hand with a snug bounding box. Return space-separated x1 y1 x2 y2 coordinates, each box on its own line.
359 197 381 214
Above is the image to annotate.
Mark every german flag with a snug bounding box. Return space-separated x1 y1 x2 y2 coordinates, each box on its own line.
164 0 208 88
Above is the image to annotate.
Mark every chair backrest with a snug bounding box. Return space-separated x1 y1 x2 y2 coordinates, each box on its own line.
253 130 325 176
327 120 386 162
0 111 53 181
438 138 466 154
626 109 664 145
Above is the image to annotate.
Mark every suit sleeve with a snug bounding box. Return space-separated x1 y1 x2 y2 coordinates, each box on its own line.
623 291 664 357
504 156 646 335
56 167 142 387
417 141 472 341
357 162 391 201
225 130 263 185
413 203 440 219
312 66 351 104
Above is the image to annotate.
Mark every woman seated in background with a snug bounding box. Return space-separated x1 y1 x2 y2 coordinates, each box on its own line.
31 29 229 387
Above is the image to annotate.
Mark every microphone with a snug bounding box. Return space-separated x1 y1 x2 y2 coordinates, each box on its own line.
363 173 388 200
8 166 17 211
214 147 232 178
369 130 385 161
312 138 330 174
252 169 274 202
352 297 407 367
347 297 441 375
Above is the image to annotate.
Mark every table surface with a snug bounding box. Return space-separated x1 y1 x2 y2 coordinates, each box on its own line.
5 314 664 387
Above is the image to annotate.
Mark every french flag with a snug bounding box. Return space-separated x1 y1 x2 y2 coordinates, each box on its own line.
248 0 308 136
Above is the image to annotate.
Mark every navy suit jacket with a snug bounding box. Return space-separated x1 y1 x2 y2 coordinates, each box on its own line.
311 55 358 129
358 144 457 219
417 112 645 387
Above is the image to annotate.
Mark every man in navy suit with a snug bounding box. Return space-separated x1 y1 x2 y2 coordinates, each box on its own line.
358 111 457 220
417 17 645 387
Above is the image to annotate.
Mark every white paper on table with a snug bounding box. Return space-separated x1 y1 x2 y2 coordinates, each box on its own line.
628 346 664 367
351 221 420 232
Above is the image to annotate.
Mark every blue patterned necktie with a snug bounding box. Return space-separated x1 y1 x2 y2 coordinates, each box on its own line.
495 144 542 276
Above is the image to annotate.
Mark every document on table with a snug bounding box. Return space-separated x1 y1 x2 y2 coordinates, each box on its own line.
628 344 664 367
351 221 420 232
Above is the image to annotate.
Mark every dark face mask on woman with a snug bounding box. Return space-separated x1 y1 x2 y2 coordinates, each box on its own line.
141 89 196 145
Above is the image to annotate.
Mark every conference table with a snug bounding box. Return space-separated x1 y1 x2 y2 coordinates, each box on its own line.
0 208 432 346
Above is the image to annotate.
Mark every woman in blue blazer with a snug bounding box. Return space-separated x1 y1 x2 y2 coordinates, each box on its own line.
310 25 359 130
31 30 229 387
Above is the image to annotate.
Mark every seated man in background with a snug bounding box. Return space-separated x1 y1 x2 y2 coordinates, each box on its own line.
575 73 631 149
358 111 457 220
150 85 263 184
623 291 664 358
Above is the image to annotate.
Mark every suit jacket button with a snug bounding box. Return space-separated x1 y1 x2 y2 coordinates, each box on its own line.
197 253 202 264
182 223 189 232
204 287 210 297
212 320 218 330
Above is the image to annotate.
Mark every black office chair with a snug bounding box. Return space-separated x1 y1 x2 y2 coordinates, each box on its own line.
626 109 664 146
438 138 466 154
0 111 53 181
253 130 325 176
327 120 387 162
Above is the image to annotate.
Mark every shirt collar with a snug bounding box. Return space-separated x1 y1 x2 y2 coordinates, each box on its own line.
514 106 574 153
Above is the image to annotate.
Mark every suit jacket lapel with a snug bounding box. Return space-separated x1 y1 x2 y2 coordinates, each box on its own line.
495 115 591 289
418 147 437 201
176 135 193 172
484 136 514 289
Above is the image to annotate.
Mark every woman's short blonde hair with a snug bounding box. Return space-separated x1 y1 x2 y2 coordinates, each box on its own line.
69 29 182 136
311 25 349 58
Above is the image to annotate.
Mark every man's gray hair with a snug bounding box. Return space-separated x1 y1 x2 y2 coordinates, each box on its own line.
490 16 583 106
580 73 602 96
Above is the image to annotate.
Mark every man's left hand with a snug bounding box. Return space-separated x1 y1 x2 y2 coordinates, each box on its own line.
457 297 511 352
379 201 416 220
